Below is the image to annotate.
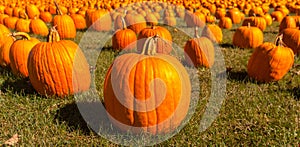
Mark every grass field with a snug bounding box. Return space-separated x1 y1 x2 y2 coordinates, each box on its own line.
0 15 299 146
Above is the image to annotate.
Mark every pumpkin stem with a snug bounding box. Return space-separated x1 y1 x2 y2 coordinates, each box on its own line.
140 35 158 56
120 16 127 30
247 22 251 28
194 26 199 38
12 32 31 40
24 11 28 20
275 34 287 47
48 26 60 42
54 0 63 15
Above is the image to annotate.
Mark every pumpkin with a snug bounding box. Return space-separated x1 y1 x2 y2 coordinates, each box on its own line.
9 32 40 77
247 35 294 82
124 12 147 34
137 26 172 54
201 24 223 43
233 23 264 49
112 17 137 51
15 12 31 33
53 1 76 39
218 16 232 29
89 9 112 31
0 14 9 24
184 27 215 68
281 27 300 55
30 17 49 36
242 15 267 31
40 11 53 23
279 15 296 33
263 13 273 26
104 36 191 134
226 8 243 24
3 16 18 29
184 10 206 28
70 13 87 30
164 16 176 27
25 4 40 19
0 24 10 46
0 33 15 67
271 11 284 22
27 27 91 97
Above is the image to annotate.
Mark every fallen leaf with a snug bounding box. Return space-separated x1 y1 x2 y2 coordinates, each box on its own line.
4 134 19 146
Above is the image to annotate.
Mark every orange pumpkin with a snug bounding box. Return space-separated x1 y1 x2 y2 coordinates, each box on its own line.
184 27 215 68
247 35 294 82
104 36 191 134
0 33 15 68
27 27 91 97
137 26 172 54
30 17 49 36
233 23 264 49
112 17 137 51
53 1 76 39
9 32 40 77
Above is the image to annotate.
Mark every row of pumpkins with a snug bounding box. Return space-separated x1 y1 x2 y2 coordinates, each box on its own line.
0 0 299 135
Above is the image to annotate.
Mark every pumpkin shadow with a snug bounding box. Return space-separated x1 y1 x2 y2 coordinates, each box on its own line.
54 101 112 135
288 87 300 101
227 70 250 82
220 43 235 48
0 76 37 95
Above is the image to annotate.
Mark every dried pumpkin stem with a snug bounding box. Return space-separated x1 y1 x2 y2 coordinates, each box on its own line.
141 35 158 55
54 0 63 15
12 32 31 40
247 22 251 28
194 26 199 38
275 34 286 47
121 16 127 30
48 26 60 42
24 12 28 20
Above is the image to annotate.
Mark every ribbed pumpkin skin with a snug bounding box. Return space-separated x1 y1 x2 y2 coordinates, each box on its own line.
9 35 40 77
15 18 31 33
90 9 112 31
53 15 77 39
247 42 294 82
30 18 49 36
282 28 300 55
218 17 232 29
70 14 87 30
279 16 296 33
40 12 53 23
104 53 191 134
25 4 40 19
4 17 18 29
242 16 267 31
0 24 10 46
201 24 223 43
112 29 137 51
233 25 263 49
27 39 91 97
137 26 172 54
184 37 215 68
0 35 14 67
124 13 147 34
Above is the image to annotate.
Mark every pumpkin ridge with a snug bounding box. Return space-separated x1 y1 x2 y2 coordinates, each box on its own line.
60 41 78 94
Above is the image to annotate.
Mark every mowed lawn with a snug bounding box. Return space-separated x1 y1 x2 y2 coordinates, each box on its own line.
0 14 299 146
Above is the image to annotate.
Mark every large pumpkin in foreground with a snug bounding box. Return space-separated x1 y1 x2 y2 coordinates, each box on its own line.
104 36 191 135
27 27 91 97
247 35 294 82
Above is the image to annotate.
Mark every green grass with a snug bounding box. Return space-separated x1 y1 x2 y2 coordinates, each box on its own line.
0 17 299 146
